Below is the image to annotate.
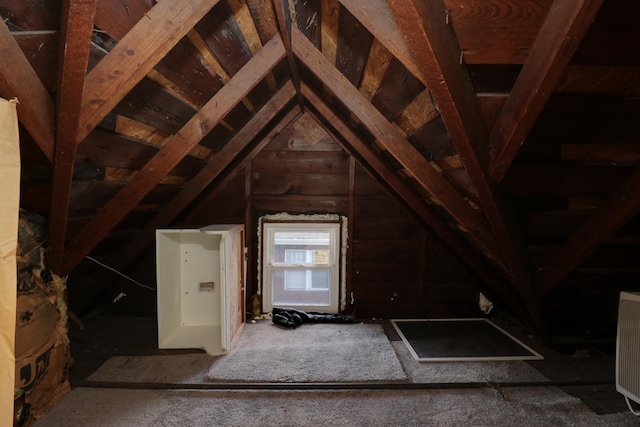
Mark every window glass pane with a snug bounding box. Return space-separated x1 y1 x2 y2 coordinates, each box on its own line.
284 270 305 289
285 250 307 264
311 270 329 289
273 231 331 266
271 269 331 307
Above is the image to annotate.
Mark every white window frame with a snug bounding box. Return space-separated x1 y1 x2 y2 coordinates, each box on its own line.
261 221 341 313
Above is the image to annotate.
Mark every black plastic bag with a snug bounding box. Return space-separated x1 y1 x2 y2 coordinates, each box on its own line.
272 307 354 328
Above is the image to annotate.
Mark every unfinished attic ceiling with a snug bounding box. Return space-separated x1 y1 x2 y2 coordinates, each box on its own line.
3 0 640 329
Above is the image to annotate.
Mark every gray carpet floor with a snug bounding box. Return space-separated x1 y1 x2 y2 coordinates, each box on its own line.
206 322 408 382
35 321 640 426
86 321 547 384
36 386 640 426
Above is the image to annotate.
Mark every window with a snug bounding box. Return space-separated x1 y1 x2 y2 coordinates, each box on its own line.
284 250 330 290
261 221 341 313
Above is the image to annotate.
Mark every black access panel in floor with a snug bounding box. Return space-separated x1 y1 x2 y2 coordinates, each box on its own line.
391 318 544 362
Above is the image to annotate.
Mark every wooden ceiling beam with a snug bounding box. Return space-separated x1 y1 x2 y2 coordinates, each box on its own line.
76 0 221 143
387 0 537 324
48 0 98 273
536 167 640 299
117 80 296 267
490 0 604 183
387 0 489 168
273 0 305 109
61 33 286 275
0 20 54 161
246 0 280 44
338 0 427 88
302 82 532 325
181 105 302 225
292 26 506 271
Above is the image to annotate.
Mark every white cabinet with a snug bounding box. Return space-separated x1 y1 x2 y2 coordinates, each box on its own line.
156 224 245 355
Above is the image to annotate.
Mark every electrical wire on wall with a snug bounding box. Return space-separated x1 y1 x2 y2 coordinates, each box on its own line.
85 256 156 303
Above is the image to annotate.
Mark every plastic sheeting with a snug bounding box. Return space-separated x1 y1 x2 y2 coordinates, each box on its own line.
0 97 20 427
272 307 354 328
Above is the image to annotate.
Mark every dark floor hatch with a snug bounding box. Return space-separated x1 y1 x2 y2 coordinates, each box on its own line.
392 318 544 362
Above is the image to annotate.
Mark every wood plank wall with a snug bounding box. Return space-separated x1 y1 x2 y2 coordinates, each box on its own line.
351 165 425 318
504 95 640 348
184 114 482 319
68 94 640 335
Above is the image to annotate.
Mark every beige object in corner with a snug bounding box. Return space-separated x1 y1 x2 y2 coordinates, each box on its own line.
0 97 20 427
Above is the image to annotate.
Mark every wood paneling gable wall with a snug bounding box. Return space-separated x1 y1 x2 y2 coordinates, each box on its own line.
184 113 482 319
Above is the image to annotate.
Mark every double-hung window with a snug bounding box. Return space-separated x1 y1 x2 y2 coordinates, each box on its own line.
262 222 340 313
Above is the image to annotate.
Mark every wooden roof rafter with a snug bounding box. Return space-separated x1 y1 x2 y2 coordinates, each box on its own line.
490 0 604 183
536 167 640 299
246 0 280 44
292 26 510 273
115 80 297 269
301 82 535 326
182 105 303 225
0 18 54 161
387 0 538 326
60 33 287 275
273 0 305 109
76 0 222 143
338 0 427 88
48 0 98 272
